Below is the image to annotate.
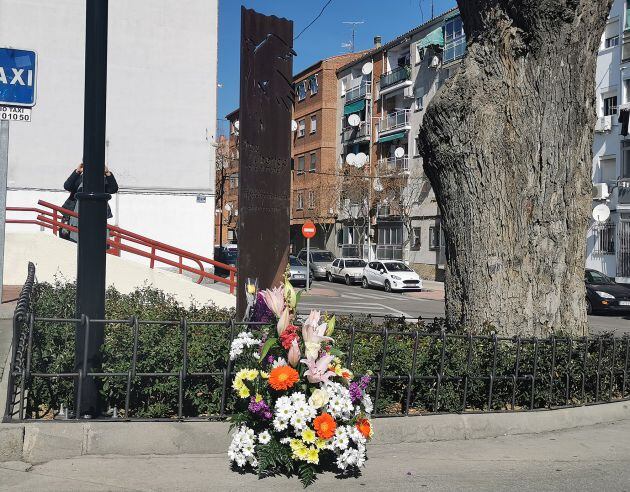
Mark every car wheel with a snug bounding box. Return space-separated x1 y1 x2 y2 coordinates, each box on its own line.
362 277 369 289
345 275 351 286
586 297 593 315
384 280 392 293
327 272 333 282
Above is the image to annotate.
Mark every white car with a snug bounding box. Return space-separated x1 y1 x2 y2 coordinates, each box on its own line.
327 258 367 285
362 260 423 292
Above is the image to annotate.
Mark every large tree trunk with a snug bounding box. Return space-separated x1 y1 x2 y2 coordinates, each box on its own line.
419 0 612 336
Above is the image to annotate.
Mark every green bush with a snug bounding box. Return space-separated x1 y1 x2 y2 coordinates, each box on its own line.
20 282 629 419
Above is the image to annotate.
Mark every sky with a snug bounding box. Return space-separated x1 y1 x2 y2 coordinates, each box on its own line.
217 0 457 129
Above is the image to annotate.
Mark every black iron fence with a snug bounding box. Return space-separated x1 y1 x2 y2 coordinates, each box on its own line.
3 264 630 422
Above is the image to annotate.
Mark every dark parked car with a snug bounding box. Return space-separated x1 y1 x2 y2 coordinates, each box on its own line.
214 246 237 277
585 269 630 314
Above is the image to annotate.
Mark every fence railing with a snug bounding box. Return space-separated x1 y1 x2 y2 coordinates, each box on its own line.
344 80 371 103
378 109 410 134
380 65 411 90
6 199 237 294
342 122 371 143
378 156 409 173
4 264 630 422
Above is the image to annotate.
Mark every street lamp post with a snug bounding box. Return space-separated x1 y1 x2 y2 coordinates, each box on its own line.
74 0 110 418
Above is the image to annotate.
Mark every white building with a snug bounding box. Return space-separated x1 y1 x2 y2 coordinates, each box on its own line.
589 0 630 283
0 0 218 257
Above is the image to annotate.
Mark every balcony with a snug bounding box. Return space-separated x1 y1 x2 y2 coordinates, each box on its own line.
342 122 371 143
378 109 411 135
344 80 372 103
379 66 412 95
378 156 409 173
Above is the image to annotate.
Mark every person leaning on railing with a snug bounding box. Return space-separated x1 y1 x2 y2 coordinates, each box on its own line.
61 162 119 243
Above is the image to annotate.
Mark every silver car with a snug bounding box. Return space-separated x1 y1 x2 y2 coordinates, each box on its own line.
288 255 312 287
296 248 336 280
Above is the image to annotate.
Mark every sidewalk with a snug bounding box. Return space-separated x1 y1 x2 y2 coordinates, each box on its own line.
1 420 628 491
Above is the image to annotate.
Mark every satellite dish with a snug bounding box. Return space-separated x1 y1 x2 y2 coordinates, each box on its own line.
345 153 357 166
373 179 384 192
355 152 367 168
394 147 405 158
224 203 232 212
348 114 361 127
361 62 373 75
234 120 240 130
291 120 298 132
592 203 611 223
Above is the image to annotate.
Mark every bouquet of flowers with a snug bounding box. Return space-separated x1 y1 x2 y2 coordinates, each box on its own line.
228 279 373 487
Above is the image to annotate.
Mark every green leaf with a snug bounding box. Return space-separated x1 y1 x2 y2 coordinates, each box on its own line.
260 337 278 361
328 347 344 358
298 462 317 488
295 290 303 308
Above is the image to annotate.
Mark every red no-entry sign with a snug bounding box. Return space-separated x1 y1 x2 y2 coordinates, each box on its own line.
302 221 316 239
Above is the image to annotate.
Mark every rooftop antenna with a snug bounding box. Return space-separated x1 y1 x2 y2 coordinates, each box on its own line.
342 21 364 52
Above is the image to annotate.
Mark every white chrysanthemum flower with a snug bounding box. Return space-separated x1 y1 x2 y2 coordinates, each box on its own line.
258 430 271 445
272 357 288 367
290 413 307 431
362 395 373 414
273 418 288 432
229 332 261 360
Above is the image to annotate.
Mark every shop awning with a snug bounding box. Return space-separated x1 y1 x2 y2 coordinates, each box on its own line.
344 99 365 115
378 131 406 143
417 26 444 50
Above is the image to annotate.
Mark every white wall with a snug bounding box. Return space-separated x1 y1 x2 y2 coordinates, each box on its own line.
0 0 218 255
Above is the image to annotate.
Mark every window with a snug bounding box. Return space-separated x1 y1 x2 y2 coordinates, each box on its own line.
414 136 421 157
332 259 339 268
444 17 466 63
595 221 616 254
309 153 317 172
310 74 318 95
604 95 618 116
296 192 304 210
310 115 317 134
411 227 421 250
378 226 402 245
603 21 620 49
298 119 305 137
229 174 239 188
414 86 424 111
308 190 315 209
429 225 443 250
606 35 620 48
296 81 307 101
297 155 305 174
599 157 617 184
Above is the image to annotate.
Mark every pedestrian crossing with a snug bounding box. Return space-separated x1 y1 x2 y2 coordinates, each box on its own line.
338 290 421 302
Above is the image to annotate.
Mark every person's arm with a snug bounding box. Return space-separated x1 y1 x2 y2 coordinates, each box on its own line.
64 170 81 192
105 172 118 194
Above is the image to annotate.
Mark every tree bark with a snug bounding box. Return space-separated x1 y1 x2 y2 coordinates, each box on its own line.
419 0 612 336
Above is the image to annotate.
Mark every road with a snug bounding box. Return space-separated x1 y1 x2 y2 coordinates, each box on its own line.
1 420 628 491
300 279 630 335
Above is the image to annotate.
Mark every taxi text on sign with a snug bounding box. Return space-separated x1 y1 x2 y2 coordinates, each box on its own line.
0 48 37 107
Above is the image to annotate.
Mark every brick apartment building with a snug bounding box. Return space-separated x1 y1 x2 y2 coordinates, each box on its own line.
215 108 240 246
290 52 366 253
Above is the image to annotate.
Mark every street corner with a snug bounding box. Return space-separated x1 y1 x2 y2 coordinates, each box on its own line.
304 286 340 297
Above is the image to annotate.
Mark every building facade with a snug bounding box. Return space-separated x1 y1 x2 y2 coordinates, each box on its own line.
1 0 218 257
588 0 630 283
215 109 240 247
334 9 464 280
289 53 367 253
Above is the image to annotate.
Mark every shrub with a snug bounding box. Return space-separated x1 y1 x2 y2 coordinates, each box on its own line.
20 282 629 419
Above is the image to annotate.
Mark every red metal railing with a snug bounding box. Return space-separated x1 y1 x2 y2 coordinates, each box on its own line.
6 200 237 294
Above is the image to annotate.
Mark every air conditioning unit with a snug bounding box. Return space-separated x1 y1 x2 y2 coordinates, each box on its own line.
594 116 612 133
403 86 415 99
430 56 440 69
592 182 610 200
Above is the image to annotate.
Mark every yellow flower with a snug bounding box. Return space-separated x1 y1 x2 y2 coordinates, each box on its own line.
238 386 250 399
306 447 319 464
315 438 327 450
232 378 244 391
294 447 309 461
301 428 316 444
260 371 269 379
255 393 263 402
290 439 305 452
246 369 259 380
235 368 249 380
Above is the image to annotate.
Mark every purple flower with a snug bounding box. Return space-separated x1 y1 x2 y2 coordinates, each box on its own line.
251 292 274 323
349 382 362 404
359 375 371 391
248 397 273 420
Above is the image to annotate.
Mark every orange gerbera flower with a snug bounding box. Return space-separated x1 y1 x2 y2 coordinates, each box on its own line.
313 413 337 439
355 418 373 439
268 365 299 391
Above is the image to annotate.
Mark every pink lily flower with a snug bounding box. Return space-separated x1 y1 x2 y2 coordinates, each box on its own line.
259 286 285 317
301 354 336 384
277 308 290 336
288 339 301 367
302 310 332 360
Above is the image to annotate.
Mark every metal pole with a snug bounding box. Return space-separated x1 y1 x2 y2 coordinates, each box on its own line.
74 0 110 417
0 121 8 303
306 237 310 292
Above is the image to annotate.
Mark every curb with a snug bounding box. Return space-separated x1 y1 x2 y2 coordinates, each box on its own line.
0 401 628 464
